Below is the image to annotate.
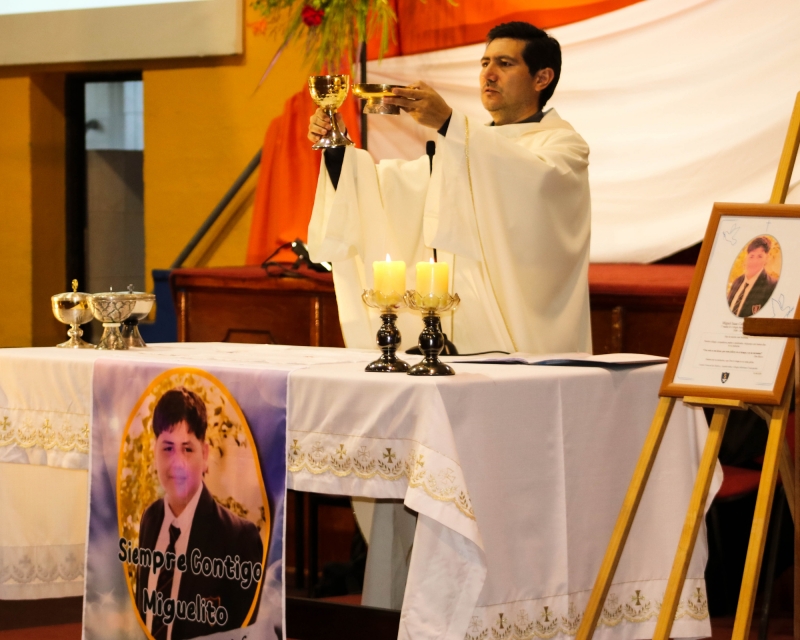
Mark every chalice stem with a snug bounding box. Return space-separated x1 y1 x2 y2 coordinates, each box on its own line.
325 107 354 147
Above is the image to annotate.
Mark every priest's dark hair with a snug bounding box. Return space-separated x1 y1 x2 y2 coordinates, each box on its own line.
152 386 208 441
487 21 561 107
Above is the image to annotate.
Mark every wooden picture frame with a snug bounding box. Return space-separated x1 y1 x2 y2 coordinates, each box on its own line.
660 202 800 404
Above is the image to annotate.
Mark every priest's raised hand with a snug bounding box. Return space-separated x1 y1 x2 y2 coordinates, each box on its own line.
307 109 346 144
383 83 453 130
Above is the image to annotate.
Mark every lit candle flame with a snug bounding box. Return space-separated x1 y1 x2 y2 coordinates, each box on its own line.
429 257 435 264
386 253 391 262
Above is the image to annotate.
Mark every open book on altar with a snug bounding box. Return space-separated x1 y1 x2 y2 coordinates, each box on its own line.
442 352 668 367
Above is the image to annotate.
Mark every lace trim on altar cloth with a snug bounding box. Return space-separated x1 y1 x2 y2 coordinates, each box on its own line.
465 580 709 640
288 432 475 519
0 544 85 592
0 408 89 469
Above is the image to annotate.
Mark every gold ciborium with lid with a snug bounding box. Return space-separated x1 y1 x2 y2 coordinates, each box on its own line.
51 279 94 348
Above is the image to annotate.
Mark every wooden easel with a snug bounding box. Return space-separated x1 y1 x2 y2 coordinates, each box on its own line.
743 317 800 640
576 91 800 640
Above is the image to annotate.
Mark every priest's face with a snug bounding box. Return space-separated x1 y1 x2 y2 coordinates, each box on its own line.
155 419 208 517
480 38 549 125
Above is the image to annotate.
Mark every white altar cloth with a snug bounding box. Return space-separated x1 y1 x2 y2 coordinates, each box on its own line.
288 362 720 640
0 344 718 640
0 343 375 600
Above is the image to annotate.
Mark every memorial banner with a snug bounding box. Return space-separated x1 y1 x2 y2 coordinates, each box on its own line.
84 361 287 640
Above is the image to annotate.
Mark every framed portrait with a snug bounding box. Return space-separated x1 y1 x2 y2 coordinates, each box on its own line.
660 202 800 405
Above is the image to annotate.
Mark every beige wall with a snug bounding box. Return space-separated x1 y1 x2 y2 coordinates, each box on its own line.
0 3 310 346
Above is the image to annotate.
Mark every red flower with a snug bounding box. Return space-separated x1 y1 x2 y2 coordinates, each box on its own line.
301 5 324 27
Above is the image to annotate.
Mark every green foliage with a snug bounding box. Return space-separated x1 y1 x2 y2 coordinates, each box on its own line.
250 0 396 72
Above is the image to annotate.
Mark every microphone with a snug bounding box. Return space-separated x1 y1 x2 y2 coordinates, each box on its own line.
290 239 331 272
426 140 436 174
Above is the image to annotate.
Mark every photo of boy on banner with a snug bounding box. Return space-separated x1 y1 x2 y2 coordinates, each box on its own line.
134 387 263 640
107 367 279 640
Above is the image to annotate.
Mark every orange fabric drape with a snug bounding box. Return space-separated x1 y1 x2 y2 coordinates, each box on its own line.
368 0 645 58
245 90 361 265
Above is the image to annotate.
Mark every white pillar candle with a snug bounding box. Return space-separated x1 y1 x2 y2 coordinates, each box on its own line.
416 258 448 297
373 254 406 305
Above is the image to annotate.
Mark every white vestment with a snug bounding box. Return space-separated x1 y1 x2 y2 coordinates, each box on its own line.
307 108 593 613
308 108 592 355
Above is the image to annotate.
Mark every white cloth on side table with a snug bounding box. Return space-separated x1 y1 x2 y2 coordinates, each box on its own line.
287 362 721 640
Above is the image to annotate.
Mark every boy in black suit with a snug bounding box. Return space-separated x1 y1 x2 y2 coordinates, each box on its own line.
135 387 263 640
727 236 778 317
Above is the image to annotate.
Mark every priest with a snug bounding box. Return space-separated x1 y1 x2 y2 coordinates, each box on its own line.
307 21 592 356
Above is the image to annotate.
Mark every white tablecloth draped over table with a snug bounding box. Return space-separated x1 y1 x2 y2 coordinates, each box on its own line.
0 344 720 640
0 344 375 600
287 362 721 640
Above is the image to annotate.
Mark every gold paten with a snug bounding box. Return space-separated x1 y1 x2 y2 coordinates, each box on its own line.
308 75 354 149
352 84 405 115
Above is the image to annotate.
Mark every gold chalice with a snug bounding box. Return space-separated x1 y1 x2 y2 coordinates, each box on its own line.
352 84 404 115
308 75 354 149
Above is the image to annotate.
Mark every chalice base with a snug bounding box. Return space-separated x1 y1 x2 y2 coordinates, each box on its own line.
121 319 147 348
57 325 93 349
97 323 128 350
363 100 400 116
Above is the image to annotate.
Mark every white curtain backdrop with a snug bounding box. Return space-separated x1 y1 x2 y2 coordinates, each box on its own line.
365 0 800 262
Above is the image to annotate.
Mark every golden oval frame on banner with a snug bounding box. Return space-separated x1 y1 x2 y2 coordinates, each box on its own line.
116 367 270 639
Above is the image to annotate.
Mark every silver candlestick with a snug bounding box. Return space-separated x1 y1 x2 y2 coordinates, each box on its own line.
361 290 410 372
404 290 461 376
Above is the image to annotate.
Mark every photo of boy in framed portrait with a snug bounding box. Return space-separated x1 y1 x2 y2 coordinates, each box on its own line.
661 202 800 405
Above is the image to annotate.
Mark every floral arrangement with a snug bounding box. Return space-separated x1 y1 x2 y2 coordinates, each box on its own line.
250 0 396 73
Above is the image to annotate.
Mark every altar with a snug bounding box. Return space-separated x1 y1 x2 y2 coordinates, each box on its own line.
0 343 720 640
